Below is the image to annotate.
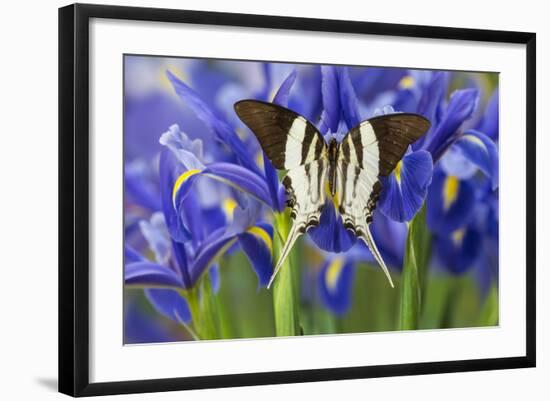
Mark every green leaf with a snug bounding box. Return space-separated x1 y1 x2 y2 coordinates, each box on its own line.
399 204 431 330
183 275 220 340
272 211 301 336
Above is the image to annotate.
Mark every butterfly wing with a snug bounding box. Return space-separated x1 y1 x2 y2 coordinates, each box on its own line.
234 100 329 288
234 100 327 169
337 113 430 287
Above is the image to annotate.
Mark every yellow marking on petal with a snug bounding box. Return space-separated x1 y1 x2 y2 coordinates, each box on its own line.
452 228 466 245
394 160 403 184
326 258 345 292
222 198 237 220
399 75 415 89
172 169 202 205
247 226 273 254
443 175 460 210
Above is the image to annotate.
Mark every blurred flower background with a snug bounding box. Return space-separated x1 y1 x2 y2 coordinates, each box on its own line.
123 55 499 343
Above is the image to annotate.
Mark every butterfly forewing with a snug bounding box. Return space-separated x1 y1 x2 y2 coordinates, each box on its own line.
234 100 327 169
338 113 430 223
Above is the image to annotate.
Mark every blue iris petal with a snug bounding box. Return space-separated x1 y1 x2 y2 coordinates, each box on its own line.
189 228 238 285
413 72 448 150
238 223 274 287
159 149 191 242
439 146 479 180
308 203 357 253
125 160 161 211
170 239 192 288
125 261 184 288
188 203 263 286
337 67 361 129
272 70 297 106
166 70 260 174
319 66 341 134
125 245 144 263
476 88 499 140
144 289 192 324
454 129 499 190
426 169 476 235
423 88 479 161
435 227 482 275
379 149 433 222
352 67 407 102
139 212 172 265
204 163 273 207
318 258 355 315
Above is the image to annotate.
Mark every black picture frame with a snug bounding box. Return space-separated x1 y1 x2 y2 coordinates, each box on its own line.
58 3 536 397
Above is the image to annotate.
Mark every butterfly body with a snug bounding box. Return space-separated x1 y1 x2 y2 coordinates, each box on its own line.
327 138 340 197
234 99 430 288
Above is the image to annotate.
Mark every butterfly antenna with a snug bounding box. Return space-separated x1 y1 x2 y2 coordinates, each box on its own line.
267 222 303 289
361 225 394 288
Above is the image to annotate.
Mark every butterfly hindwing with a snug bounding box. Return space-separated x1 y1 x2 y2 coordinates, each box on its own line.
234 100 327 169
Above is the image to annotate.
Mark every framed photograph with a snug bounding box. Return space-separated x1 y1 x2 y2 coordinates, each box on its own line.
58 3 536 397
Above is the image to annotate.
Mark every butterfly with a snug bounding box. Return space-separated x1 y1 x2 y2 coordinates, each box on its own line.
234 100 430 289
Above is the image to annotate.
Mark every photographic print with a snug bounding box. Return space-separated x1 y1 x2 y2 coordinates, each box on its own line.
123 55 499 344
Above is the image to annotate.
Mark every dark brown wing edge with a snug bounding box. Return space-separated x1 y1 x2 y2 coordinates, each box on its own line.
234 99 324 170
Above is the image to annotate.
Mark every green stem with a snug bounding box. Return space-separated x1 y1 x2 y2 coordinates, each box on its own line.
272 211 301 336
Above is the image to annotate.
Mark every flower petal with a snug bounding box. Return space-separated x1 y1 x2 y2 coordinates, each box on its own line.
319 66 340 134
159 148 192 242
203 163 273 207
426 169 476 234
337 67 361 129
272 70 297 107
124 160 161 211
144 288 192 324
435 227 482 275
139 212 172 265
454 130 499 190
423 88 479 161
318 257 355 315
189 231 238 285
238 223 274 287
125 261 184 288
166 70 260 174
413 71 448 150
379 150 433 222
308 203 357 253
476 88 499 140
124 245 144 263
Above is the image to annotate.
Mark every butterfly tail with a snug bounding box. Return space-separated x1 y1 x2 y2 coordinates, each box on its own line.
360 225 395 288
267 222 303 289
